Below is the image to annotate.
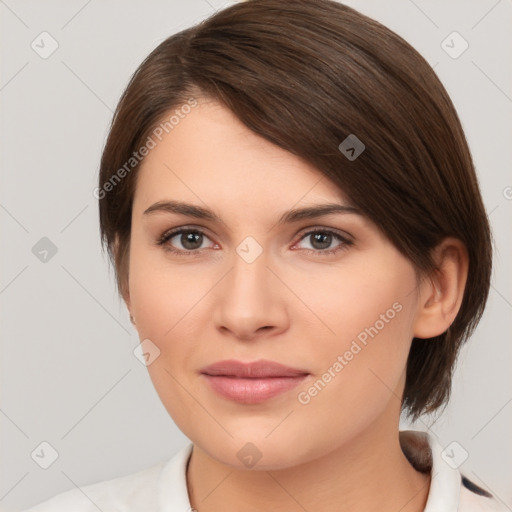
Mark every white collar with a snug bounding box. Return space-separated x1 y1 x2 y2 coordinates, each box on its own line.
158 441 193 511
400 430 461 512
156 430 490 512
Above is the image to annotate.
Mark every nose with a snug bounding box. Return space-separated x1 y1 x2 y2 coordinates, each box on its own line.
212 248 289 341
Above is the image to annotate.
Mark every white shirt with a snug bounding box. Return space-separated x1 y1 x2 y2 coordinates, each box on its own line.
22 430 508 511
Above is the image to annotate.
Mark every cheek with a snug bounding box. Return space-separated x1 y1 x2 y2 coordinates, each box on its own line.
292 307 414 459
294 257 415 352
127 249 210 426
294 259 417 411
128 242 207 338
127 246 225 395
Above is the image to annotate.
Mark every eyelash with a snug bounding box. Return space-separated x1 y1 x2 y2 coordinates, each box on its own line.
156 226 353 257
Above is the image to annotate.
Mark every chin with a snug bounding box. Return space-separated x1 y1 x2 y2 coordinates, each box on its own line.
191 427 316 471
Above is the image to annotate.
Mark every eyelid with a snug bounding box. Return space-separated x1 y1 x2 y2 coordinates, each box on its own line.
293 225 353 242
156 225 217 248
158 225 205 241
157 224 353 242
290 227 353 255
157 224 354 256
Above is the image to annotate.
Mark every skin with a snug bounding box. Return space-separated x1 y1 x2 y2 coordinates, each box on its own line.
121 97 468 512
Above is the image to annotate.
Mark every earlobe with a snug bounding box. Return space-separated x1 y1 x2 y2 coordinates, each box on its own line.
413 238 469 339
114 234 134 325
123 286 135 326
122 284 134 324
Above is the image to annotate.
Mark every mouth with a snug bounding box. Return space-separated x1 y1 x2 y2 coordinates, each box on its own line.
200 359 310 404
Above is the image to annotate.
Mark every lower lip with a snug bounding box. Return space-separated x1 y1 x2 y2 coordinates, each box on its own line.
202 374 308 404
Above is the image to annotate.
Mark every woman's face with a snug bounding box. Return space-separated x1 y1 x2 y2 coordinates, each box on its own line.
126 97 423 469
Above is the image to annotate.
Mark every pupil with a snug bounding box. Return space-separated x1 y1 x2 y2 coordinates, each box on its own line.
182 232 202 250
312 232 331 249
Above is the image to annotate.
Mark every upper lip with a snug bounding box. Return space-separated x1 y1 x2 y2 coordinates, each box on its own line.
200 359 309 378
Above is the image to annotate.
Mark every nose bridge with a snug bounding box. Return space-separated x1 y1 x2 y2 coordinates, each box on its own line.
212 238 288 338
227 241 272 305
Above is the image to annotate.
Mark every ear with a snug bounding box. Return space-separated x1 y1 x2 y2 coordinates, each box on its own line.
114 234 134 324
124 289 135 326
413 237 469 339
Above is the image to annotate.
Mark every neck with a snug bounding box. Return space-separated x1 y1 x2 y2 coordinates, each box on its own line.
186 414 430 512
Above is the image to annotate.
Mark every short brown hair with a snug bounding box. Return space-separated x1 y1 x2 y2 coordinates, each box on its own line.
98 0 492 419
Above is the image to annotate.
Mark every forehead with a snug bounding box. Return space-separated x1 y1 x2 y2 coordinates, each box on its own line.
132 98 351 216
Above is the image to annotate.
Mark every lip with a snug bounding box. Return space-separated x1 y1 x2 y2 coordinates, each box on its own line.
200 359 309 404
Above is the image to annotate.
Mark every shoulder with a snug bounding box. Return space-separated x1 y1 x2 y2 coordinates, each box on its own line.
22 443 194 512
399 430 509 512
458 475 510 512
21 459 167 512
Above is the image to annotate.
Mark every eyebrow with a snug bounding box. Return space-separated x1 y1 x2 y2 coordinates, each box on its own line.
143 200 362 225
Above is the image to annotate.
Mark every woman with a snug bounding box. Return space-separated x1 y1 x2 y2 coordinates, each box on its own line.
24 0 507 510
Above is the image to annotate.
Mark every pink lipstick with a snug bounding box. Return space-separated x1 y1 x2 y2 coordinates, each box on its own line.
200 359 309 404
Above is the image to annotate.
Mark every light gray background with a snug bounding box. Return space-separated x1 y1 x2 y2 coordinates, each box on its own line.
1 0 511 510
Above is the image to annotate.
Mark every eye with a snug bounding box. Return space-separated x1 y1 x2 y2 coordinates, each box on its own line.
156 226 353 257
292 228 353 255
156 227 217 255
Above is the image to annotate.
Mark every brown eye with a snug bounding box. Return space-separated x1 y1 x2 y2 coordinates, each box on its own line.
157 228 216 255
293 229 353 256
309 232 333 250
178 231 204 250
